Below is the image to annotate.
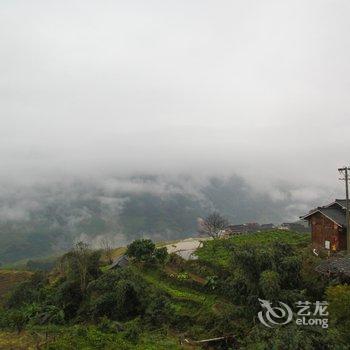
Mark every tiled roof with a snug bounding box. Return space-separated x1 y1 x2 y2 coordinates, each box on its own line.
318 208 347 227
301 206 347 227
109 255 128 269
316 256 350 276
335 199 348 209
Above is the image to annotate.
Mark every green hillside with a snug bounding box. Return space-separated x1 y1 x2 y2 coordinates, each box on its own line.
0 230 349 349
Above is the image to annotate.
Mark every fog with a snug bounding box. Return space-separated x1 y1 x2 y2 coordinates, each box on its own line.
1 0 350 200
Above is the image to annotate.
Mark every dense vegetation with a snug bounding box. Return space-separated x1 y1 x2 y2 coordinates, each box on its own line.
1 230 348 349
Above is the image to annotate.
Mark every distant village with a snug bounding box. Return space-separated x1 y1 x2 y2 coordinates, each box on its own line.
220 221 309 237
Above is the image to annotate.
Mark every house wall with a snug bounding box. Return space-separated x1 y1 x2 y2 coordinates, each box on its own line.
310 212 347 251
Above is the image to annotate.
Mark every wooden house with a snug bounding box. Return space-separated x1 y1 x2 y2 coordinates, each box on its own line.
301 199 348 252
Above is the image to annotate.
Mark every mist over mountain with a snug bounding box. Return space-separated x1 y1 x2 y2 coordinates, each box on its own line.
0 174 327 263
1 0 349 266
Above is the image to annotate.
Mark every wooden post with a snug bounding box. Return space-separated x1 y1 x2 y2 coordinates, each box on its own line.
338 167 350 254
346 168 350 254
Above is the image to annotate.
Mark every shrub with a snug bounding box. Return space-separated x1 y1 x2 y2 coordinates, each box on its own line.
145 293 172 327
53 279 82 320
326 284 350 345
259 270 280 301
6 272 47 308
126 239 156 263
88 268 149 321
279 255 302 289
126 239 169 265
8 308 27 334
154 247 169 264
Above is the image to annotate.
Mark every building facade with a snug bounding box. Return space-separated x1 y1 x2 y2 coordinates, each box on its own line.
301 199 348 252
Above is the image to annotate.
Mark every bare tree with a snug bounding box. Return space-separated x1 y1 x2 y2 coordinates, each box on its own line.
73 241 90 294
60 241 101 295
198 212 229 239
100 237 114 264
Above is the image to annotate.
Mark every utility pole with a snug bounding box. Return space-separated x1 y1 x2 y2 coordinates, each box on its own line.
338 166 350 254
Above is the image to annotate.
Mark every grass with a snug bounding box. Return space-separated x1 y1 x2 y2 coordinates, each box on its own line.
196 230 310 267
0 328 185 350
142 268 224 321
223 230 309 245
143 269 214 305
0 331 38 350
109 247 127 260
1 254 61 271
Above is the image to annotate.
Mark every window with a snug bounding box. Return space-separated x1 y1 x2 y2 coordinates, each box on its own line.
325 240 330 250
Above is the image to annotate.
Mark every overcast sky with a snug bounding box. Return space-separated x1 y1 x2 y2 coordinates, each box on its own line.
1 0 350 194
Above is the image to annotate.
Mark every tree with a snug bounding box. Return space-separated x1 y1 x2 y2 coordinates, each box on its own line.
126 239 156 263
61 241 101 295
154 247 168 264
100 237 114 264
73 241 91 294
88 269 148 321
126 239 168 265
199 212 229 239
